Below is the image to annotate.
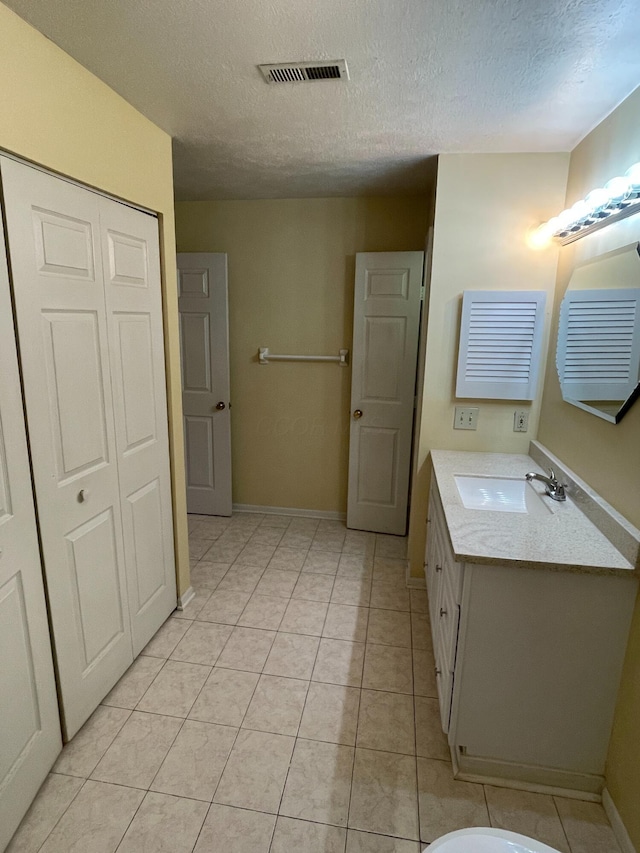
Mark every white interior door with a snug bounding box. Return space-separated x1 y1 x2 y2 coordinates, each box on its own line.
100 197 177 654
347 251 424 535
0 157 134 739
177 253 232 515
0 216 62 851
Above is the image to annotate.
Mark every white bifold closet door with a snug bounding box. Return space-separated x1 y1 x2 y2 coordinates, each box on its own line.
0 205 61 852
0 157 176 739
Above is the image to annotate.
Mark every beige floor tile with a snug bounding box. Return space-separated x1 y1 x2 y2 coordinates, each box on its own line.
38 779 144 853
373 557 407 582
189 562 230 591
409 589 428 613
331 577 372 607
151 720 237 801
323 603 369 642
116 791 207 853
554 797 620 853
363 644 413 694
292 573 335 602
194 804 276 853
6 773 84 853
485 786 570 852
279 598 328 635
169 621 233 666
375 535 408 559
410 611 432 651
235 543 276 568
343 530 376 556
367 609 411 647
215 626 275 672
263 631 320 679
142 618 189 658
213 728 295 813
190 538 214 561
197 589 252 625
349 748 419 840
260 514 293 528
346 830 421 852
271 817 346 853
136 660 210 717
242 674 308 735
413 648 437 698
280 530 315 550
303 550 341 574
298 681 360 746
173 587 213 620
268 547 308 572
280 738 354 826
90 711 182 789
357 690 415 755
215 565 264 594
369 581 411 612
237 593 288 630
202 541 243 562
312 638 366 687
417 758 488 843
311 533 346 553
248 527 285 547
338 552 374 577
189 667 259 726
254 569 299 598
193 516 231 538
415 697 449 760
102 656 165 712
53 706 130 778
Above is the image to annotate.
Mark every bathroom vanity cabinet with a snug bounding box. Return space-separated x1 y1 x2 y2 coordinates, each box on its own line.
426 450 639 798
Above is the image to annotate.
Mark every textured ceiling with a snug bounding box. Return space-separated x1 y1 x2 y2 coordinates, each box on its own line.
5 0 640 200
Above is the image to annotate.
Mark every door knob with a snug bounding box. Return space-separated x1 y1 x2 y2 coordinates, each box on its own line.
353 409 363 419
215 402 226 411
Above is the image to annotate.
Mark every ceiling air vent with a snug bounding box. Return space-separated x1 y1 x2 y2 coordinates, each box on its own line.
258 60 349 84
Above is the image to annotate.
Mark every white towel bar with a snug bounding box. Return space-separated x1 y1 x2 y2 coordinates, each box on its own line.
258 347 349 366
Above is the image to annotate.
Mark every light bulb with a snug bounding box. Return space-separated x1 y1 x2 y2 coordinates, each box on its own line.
546 216 562 234
585 188 610 213
570 200 591 223
604 176 631 205
624 162 640 193
556 208 575 230
526 223 554 250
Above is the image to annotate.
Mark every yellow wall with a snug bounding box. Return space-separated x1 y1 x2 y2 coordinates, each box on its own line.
0 3 189 594
537 86 640 847
176 197 429 512
407 153 570 576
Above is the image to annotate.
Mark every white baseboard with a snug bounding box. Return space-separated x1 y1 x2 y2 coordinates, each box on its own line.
232 503 346 521
176 586 195 611
603 788 637 853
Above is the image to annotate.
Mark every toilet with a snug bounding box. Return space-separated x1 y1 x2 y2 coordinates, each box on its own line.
426 827 561 852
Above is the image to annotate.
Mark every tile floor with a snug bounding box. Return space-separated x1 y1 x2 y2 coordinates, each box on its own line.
9 512 621 853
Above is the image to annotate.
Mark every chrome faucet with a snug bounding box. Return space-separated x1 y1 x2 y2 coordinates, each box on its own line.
525 467 567 501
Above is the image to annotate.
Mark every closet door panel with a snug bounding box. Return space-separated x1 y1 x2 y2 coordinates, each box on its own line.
0 157 133 739
0 201 61 851
99 198 176 654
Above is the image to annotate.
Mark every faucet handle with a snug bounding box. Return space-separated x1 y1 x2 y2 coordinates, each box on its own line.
547 467 556 482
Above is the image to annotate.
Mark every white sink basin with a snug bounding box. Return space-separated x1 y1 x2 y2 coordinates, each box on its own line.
454 475 552 518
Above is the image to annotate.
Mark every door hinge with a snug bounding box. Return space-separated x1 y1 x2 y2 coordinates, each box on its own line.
420 285 425 301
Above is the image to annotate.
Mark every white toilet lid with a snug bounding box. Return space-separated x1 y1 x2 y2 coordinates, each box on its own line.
426 827 561 853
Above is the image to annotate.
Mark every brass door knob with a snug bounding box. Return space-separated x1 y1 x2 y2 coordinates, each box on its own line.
353 409 363 419
215 402 226 411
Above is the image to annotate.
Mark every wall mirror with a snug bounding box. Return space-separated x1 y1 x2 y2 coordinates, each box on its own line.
556 242 640 423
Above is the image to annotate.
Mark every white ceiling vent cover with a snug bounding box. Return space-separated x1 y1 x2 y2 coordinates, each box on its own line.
259 60 349 84
456 291 547 401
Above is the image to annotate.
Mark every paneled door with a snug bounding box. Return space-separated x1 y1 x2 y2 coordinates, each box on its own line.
347 252 424 535
100 197 177 654
177 253 232 515
0 211 62 851
0 157 134 738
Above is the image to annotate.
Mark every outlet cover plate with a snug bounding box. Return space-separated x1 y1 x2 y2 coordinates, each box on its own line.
514 410 530 432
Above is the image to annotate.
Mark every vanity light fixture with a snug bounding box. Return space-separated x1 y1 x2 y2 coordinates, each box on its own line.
529 162 640 248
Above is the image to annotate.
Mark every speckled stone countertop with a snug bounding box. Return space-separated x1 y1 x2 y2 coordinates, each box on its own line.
430 449 639 577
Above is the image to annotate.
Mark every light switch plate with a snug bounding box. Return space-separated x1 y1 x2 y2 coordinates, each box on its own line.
454 406 479 430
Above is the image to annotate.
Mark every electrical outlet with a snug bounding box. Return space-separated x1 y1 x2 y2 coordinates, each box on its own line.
514 410 529 432
454 406 479 430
